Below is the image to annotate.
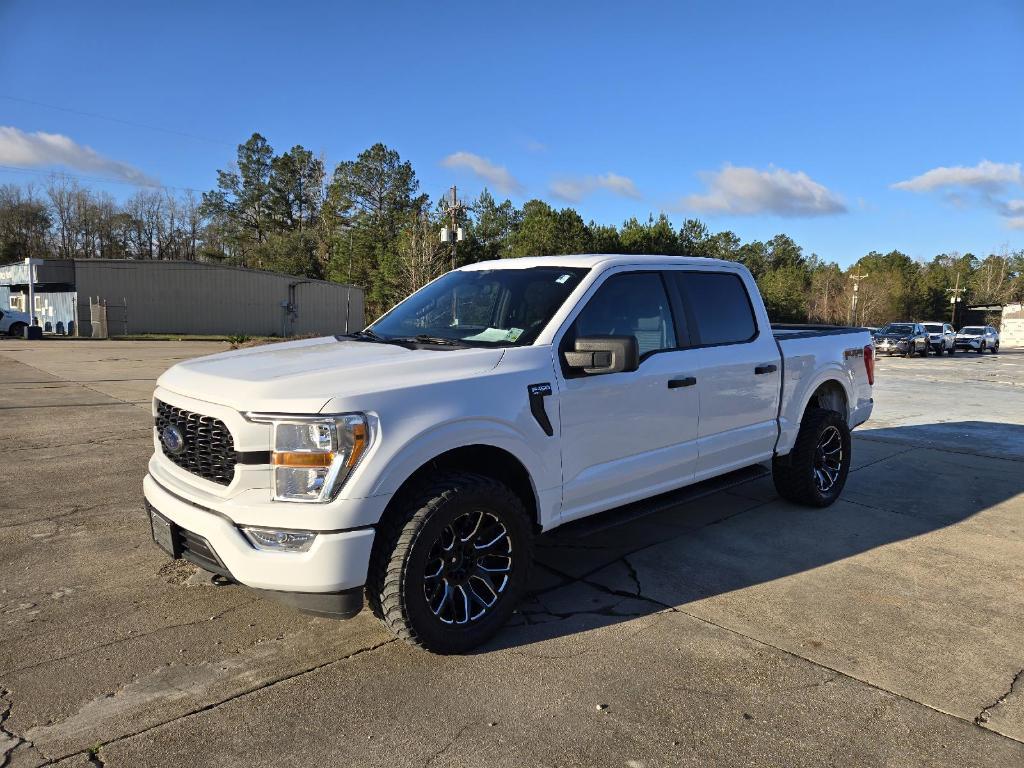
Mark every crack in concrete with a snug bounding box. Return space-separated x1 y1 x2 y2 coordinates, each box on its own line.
5 601 259 676
38 638 397 764
422 723 469 768
975 668 1024 726
621 556 643 597
0 504 112 532
0 431 151 456
0 687 38 768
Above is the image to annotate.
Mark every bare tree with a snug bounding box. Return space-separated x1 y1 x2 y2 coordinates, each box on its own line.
393 215 447 299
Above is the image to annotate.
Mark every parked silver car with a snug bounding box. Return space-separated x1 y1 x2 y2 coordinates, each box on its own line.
922 322 956 355
955 325 1000 353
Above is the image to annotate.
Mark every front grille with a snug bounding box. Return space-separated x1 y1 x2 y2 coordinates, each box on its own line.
155 400 237 485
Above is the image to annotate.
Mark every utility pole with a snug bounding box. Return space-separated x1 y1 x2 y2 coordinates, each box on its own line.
440 186 467 270
848 272 869 326
947 272 966 327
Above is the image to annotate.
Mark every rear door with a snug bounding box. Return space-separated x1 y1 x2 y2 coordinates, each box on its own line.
555 269 700 521
665 268 781 479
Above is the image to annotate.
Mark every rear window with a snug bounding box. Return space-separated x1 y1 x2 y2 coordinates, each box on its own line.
671 271 757 346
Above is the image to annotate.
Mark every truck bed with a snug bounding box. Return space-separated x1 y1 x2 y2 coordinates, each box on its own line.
772 323 870 340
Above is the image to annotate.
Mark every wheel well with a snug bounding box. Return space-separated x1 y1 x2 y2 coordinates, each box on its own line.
805 380 848 419
385 445 540 530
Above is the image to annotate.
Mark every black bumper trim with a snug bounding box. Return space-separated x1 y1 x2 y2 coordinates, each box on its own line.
254 587 364 619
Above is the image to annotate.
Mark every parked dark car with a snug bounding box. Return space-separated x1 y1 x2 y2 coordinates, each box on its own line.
872 322 931 357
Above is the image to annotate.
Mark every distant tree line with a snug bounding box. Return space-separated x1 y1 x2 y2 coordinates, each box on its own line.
1 132 1022 324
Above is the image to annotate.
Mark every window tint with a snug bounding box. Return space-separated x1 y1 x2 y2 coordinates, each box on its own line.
573 272 676 357
672 271 757 345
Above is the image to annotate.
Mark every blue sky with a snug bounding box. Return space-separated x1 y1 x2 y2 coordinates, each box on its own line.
1 0 1021 266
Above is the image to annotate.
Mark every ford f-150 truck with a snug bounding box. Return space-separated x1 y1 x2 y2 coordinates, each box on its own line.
144 255 874 652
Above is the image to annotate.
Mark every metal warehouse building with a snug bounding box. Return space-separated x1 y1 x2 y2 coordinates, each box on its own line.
0 259 363 338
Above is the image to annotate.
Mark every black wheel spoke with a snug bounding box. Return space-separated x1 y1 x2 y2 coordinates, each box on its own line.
423 509 513 626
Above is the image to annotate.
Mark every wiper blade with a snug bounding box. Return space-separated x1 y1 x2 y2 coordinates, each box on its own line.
344 329 387 343
393 334 471 347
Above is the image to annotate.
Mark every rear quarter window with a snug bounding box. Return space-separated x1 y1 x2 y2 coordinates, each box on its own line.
671 271 757 346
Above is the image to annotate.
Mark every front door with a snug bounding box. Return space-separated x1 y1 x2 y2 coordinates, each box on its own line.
556 270 700 522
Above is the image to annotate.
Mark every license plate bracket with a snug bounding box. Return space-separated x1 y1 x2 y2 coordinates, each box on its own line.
149 507 179 558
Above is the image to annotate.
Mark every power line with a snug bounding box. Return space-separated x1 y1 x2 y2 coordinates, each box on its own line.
0 94 234 148
0 164 205 195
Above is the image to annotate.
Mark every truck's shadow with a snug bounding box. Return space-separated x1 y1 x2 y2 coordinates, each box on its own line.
481 421 1024 652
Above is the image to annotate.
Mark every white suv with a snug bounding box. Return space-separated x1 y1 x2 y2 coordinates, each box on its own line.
922 322 956 355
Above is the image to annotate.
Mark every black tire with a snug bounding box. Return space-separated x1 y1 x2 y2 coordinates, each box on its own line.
772 408 851 508
366 472 533 653
947 345 955 355
8 322 26 337
918 344 929 357
977 343 986 354
992 343 999 354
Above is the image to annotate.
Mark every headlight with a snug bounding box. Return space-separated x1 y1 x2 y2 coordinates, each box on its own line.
249 413 369 502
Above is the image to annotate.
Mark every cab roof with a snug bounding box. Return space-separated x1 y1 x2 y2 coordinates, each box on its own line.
457 254 745 272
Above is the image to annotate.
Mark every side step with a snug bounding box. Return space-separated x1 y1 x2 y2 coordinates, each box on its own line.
557 464 770 538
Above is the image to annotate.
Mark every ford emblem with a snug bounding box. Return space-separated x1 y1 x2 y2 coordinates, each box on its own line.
161 425 185 454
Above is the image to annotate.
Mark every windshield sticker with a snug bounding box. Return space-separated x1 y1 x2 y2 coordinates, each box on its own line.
506 327 523 341
464 327 514 342
556 274 572 284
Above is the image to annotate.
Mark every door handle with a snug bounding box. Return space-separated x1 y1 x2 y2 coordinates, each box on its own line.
667 377 697 389
754 364 777 375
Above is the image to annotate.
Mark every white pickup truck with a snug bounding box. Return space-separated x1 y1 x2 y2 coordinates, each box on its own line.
145 255 874 652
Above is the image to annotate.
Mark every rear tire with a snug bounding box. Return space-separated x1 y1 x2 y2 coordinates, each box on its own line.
8 322 26 337
772 408 851 508
367 472 533 653
992 343 999 354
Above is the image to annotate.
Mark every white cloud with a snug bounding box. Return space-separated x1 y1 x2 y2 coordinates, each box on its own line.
550 172 642 202
676 164 846 217
0 126 157 185
441 151 523 194
892 160 1024 229
892 160 1021 192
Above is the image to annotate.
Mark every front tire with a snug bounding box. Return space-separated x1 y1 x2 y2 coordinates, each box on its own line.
947 345 955 355
992 342 1000 354
8 322 26 337
367 473 533 653
977 343 986 354
772 408 852 507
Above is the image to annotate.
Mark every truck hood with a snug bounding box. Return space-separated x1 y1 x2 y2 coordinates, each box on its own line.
157 336 505 412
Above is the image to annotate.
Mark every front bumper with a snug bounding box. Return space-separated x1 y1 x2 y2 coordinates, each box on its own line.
144 474 375 616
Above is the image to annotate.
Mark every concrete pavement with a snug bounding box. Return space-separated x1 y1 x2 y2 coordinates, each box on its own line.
1 339 1022 766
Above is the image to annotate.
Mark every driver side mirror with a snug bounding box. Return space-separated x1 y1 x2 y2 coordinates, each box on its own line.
564 336 639 375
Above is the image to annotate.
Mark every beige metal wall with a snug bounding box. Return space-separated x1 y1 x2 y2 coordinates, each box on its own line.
73 260 363 337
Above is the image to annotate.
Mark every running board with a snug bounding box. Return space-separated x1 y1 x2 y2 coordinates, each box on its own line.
557 464 770 538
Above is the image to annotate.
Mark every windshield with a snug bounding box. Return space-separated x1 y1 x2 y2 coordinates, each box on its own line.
958 327 984 336
367 267 589 347
923 324 943 333
879 324 914 335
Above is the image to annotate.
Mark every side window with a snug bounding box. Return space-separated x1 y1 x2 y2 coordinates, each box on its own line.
671 271 757 346
572 272 676 358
